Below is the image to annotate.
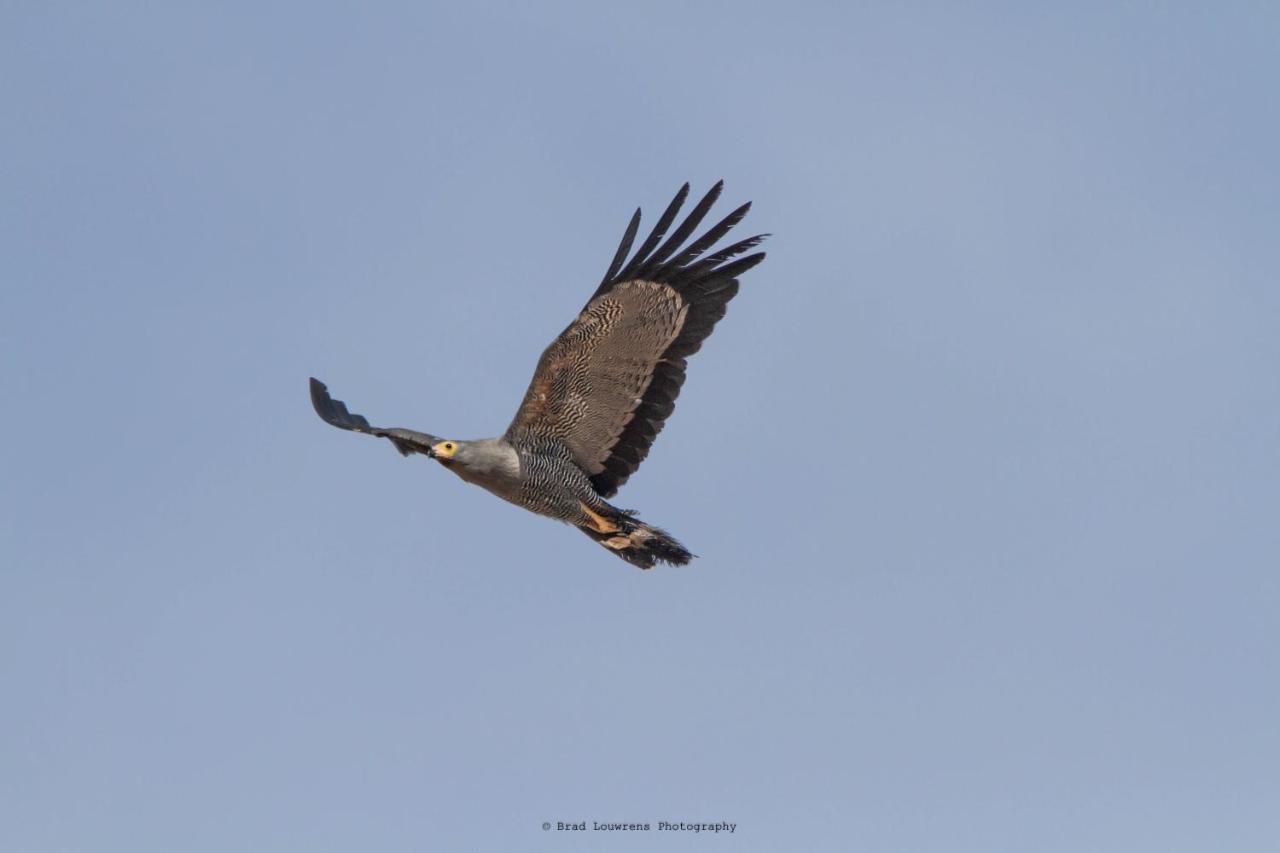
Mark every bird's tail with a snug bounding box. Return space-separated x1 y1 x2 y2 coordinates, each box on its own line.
579 511 693 570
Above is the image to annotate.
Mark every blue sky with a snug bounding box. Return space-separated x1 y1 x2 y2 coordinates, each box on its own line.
3 3 1278 851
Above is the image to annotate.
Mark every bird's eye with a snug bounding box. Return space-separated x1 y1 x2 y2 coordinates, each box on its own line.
445 442 455 451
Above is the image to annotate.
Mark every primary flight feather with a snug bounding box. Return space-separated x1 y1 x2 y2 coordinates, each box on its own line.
310 181 767 569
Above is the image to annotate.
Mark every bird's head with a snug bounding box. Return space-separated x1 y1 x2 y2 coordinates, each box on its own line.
427 439 464 465
424 438 518 488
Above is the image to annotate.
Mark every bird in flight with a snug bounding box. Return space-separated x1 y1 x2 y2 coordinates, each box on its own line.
310 181 767 568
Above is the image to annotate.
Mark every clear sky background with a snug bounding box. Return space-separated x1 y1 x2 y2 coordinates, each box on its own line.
3 3 1278 851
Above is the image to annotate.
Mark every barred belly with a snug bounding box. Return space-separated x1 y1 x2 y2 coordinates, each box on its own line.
515 443 600 522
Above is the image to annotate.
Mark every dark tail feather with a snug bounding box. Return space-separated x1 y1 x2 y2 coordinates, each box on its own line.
578 515 693 570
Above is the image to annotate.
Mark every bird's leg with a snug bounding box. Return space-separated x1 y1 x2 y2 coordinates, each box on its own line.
578 502 621 534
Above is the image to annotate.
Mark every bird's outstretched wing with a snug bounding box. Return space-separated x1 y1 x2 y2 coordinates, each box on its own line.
505 182 767 497
310 377 439 457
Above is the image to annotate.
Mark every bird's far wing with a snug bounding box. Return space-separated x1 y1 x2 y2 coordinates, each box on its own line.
504 182 767 497
310 377 439 457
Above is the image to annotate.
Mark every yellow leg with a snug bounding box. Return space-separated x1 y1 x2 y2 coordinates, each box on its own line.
579 502 621 534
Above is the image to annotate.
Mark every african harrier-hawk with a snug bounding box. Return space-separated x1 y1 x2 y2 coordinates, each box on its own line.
310 182 767 568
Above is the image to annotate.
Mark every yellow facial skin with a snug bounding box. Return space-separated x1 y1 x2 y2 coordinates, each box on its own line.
430 440 459 460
